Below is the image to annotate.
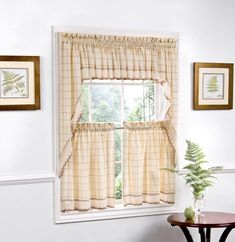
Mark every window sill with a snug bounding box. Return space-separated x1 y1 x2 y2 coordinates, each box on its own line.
55 202 178 223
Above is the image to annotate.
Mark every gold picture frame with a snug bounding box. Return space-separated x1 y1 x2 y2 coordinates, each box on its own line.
0 56 40 110
193 62 233 110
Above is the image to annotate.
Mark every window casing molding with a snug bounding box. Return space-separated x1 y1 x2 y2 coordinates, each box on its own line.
53 26 179 223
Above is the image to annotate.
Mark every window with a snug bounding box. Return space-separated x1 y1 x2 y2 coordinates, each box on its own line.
56 31 178 222
81 80 156 202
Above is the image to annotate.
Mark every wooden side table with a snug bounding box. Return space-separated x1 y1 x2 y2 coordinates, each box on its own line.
167 212 235 242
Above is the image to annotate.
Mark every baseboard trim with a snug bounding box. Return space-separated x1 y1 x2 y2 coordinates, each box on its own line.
0 171 55 186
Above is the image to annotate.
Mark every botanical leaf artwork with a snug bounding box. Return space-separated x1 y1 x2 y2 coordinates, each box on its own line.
202 74 224 100
207 76 219 93
0 70 26 97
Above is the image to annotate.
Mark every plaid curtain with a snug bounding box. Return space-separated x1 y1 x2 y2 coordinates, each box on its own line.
123 121 175 205
58 32 178 211
61 123 115 211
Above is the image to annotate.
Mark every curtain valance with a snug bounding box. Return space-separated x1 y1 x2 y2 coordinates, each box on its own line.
60 33 176 48
59 33 177 82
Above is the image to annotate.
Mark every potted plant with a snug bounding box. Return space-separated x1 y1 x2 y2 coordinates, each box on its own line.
168 140 222 218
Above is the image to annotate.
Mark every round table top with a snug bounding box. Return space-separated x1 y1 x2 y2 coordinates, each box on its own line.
167 212 235 228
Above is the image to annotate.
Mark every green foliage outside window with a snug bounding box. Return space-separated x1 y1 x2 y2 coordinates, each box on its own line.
80 81 155 200
80 84 89 122
92 85 121 122
115 163 122 200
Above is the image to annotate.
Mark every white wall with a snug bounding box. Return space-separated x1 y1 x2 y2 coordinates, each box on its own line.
0 0 235 241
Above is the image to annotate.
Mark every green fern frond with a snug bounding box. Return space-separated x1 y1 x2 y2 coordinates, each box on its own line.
163 140 221 201
16 81 25 89
3 84 12 96
1 70 25 96
185 140 206 162
183 140 220 200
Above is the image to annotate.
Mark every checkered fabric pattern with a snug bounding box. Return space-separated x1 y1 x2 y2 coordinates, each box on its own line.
123 121 175 205
58 32 178 211
61 123 115 211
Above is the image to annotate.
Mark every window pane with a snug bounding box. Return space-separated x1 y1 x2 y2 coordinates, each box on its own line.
91 79 122 84
115 163 122 199
124 84 154 121
124 85 143 121
123 80 143 84
143 80 154 85
80 84 89 122
91 85 121 122
114 129 121 161
143 84 155 121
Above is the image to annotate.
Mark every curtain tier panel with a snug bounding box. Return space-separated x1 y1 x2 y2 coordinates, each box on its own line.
61 123 115 211
123 121 175 205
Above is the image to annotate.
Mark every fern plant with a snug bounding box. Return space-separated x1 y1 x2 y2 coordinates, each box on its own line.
183 140 221 200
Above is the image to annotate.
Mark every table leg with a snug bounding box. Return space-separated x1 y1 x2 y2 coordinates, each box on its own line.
199 228 205 242
219 227 234 242
206 228 211 242
179 226 194 242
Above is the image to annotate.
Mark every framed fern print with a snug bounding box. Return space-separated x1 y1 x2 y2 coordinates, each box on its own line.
193 62 233 110
0 56 40 110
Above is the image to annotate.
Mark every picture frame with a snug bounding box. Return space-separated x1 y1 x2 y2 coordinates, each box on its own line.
0 56 40 110
193 62 233 110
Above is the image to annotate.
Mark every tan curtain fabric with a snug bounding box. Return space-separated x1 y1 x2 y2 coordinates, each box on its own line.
58 33 178 176
58 32 178 211
61 123 115 211
123 121 175 205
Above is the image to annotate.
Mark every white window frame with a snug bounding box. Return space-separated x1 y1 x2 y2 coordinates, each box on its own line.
53 26 179 223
